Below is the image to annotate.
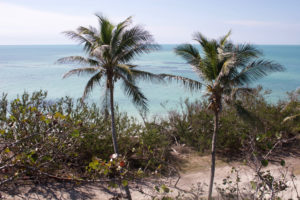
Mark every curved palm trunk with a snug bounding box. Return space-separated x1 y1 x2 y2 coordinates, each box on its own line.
108 77 132 200
208 110 219 199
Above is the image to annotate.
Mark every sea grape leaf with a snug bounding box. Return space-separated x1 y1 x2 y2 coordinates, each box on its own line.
280 159 285 166
250 181 257 190
261 159 268 167
122 180 128 187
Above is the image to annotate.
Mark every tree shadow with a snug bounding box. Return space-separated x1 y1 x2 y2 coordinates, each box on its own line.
1 181 124 200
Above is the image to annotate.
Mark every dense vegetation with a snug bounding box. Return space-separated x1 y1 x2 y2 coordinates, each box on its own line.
0 87 299 193
0 91 170 185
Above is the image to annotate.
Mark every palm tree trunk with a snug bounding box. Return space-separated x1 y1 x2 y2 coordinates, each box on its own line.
108 77 132 200
109 81 119 155
208 110 219 199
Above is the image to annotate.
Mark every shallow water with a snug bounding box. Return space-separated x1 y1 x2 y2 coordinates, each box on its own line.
0 44 299 117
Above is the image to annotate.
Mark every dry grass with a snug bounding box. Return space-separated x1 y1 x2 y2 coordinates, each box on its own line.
170 145 227 174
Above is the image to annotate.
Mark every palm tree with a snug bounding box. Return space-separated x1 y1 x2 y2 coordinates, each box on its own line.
168 31 284 199
57 14 160 200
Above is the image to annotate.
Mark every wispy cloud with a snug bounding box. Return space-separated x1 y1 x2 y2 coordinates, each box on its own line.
225 19 300 31
0 2 120 44
225 20 277 27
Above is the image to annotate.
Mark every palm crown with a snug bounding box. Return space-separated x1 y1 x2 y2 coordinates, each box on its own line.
175 31 284 111
58 15 159 111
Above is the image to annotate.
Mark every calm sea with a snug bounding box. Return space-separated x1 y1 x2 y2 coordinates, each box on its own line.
0 45 299 117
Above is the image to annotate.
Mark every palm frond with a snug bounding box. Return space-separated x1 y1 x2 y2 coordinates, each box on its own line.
118 73 148 111
174 44 200 66
114 64 134 82
117 43 158 63
63 31 93 53
91 45 111 62
63 67 100 78
77 26 101 45
219 30 231 47
95 14 114 44
82 72 104 99
193 35 219 79
117 16 132 30
236 44 261 57
115 64 163 84
56 56 100 66
217 44 264 85
193 32 209 47
110 16 132 54
114 25 158 62
232 44 262 67
159 73 202 91
199 57 218 81
232 59 285 85
131 69 164 83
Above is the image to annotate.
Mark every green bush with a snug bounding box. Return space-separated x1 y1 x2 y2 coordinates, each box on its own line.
162 87 299 156
0 91 170 187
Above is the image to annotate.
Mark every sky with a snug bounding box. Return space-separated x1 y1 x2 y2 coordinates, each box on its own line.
0 0 300 45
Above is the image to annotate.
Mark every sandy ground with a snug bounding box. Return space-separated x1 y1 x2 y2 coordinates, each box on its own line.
2 154 300 200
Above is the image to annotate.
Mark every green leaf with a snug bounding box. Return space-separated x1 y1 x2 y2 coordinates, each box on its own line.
42 156 52 162
45 119 51 124
122 180 128 187
9 115 16 121
71 129 80 138
54 112 65 119
280 159 285 167
250 181 257 190
267 142 273 149
4 147 10 153
88 159 99 170
31 153 38 162
161 184 170 193
261 159 269 167
103 168 109 175
154 185 159 192
137 168 143 175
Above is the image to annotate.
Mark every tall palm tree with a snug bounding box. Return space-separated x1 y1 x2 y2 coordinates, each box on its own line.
168 31 284 199
57 15 160 200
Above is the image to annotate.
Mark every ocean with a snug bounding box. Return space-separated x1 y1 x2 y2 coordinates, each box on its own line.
0 45 299 117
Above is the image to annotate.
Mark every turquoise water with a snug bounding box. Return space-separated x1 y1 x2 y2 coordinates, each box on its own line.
0 45 299 117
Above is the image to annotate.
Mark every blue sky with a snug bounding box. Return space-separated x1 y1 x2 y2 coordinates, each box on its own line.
0 0 300 45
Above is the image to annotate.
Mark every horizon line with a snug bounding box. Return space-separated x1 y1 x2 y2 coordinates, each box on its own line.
1 43 300 46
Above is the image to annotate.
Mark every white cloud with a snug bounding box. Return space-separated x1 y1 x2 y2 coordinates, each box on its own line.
0 2 107 44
